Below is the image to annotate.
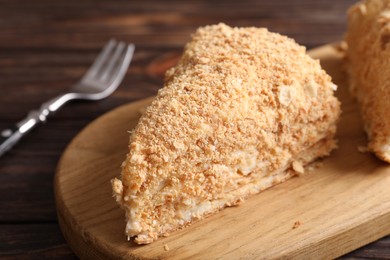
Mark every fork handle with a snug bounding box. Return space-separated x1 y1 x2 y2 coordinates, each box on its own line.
0 126 23 158
0 94 73 157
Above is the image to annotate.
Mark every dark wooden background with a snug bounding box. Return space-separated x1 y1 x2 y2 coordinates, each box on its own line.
1 0 389 259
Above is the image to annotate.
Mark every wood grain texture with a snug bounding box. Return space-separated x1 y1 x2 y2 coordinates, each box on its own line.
1 0 389 258
54 45 390 259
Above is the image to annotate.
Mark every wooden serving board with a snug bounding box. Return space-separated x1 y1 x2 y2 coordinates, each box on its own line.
55 44 390 259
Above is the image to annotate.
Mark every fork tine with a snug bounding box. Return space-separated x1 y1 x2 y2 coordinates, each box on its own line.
83 39 116 79
107 44 135 87
99 41 126 82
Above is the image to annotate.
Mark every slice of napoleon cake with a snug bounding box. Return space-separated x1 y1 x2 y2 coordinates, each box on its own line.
112 23 341 244
346 0 390 162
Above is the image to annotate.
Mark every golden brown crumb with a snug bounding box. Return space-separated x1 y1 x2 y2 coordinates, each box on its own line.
112 23 340 244
346 0 390 162
164 244 169 251
292 221 302 229
357 145 369 153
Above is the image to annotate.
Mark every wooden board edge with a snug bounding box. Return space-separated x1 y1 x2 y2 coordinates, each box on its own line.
54 43 389 259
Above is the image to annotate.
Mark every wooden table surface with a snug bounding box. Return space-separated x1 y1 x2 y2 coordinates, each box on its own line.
0 0 389 259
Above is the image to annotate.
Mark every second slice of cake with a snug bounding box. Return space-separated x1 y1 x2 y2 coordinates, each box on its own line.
112 23 341 244
346 0 390 162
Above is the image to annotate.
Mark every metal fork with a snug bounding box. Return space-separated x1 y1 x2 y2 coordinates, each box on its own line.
0 39 135 157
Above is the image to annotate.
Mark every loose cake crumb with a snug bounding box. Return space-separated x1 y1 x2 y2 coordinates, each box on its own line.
357 145 368 153
164 244 170 251
292 221 301 229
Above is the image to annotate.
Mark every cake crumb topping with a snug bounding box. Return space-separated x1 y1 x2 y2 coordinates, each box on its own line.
112 23 340 244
